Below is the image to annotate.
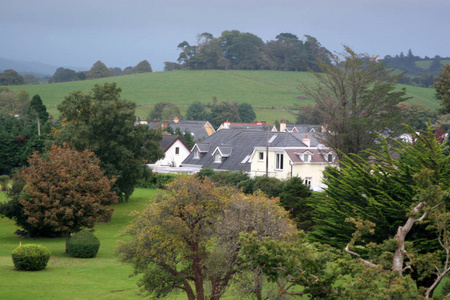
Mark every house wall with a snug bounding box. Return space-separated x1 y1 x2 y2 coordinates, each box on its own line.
250 149 333 190
155 140 191 167
204 123 215 136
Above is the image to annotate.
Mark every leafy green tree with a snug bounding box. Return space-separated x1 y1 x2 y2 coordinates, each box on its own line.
86 60 112 79
116 176 295 300
0 69 24 85
23 74 39 85
301 46 410 157
209 101 241 128
238 102 256 123
0 89 30 116
57 82 164 201
134 60 152 73
220 30 264 70
148 102 181 121
49 67 78 83
186 101 208 120
434 64 450 114
13 146 117 248
28 94 49 123
122 66 135 75
279 176 313 231
397 102 437 131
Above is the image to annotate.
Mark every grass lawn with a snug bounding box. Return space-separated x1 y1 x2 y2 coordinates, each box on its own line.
0 188 186 300
8 70 438 124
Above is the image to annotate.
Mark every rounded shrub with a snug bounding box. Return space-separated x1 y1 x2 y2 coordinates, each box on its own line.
12 244 51 271
67 230 100 258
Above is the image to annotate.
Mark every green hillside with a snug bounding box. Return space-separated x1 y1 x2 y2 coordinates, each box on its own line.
9 70 438 124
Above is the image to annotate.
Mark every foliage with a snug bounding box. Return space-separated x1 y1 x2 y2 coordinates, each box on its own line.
238 103 256 123
148 102 181 121
279 176 313 231
28 94 49 122
0 89 30 116
209 101 241 128
171 31 330 72
0 69 24 86
0 114 49 175
186 101 208 120
252 176 284 198
397 102 437 131
136 172 179 189
116 176 295 300
0 174 9 191
11 244 51 271
23 74 39 85
17 145 118 241
67 230 101 258
434 64 450 114
300 46 410 157
310 127 450 297
49 67 78 83
56 82 164 201
86 60 112 79
134 60 152 73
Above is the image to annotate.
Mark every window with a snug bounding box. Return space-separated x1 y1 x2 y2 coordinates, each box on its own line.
305 177 312 187
303 153 311 163
194 149 199 159
175 147 180 155
214 152 221 163
259 152 264 160
327 153 333 162
276 153 284 170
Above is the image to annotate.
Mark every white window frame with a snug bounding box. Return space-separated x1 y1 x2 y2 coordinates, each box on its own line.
327 153 334 163
214 152 222 163
275 153 284 170
194 149 199 159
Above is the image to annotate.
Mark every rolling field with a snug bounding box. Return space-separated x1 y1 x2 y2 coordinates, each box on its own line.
8 70 438 124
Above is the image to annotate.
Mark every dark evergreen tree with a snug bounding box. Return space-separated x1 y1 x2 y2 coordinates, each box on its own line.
238 103 256 123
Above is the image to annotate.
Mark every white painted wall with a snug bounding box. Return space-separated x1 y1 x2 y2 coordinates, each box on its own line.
154 140 191 167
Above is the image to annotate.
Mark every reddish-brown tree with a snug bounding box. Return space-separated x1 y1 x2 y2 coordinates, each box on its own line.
20 145 118 250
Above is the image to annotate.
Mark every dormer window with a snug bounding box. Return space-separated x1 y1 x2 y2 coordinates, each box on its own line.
194 149 200 159
327 153 334 163
303 153 311 163
214 152 221 163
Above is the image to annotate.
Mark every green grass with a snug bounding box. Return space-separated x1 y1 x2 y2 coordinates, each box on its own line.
415 59 450 70
0 188 165 300
8 70 438 124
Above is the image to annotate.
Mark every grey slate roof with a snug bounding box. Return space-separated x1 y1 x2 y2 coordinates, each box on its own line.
182 129 313 172
168 120 213 141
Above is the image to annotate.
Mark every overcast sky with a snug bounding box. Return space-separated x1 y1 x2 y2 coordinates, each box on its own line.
1 0 449 72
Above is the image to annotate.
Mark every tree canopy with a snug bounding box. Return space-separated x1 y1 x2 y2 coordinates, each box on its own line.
116 176 295 300
300 46 410 157
134 60 152 73
56 82 164 201
434 64 450 114
86 60 112 79
1 145 118 242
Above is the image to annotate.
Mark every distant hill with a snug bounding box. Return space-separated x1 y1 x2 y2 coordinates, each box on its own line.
8 70 438 123
0 58 87 78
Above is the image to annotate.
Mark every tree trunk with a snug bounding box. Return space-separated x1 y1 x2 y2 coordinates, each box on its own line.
65 232 71 254
192 245 205 300
254 268 263 300
183 280 196 300
391 202 426 276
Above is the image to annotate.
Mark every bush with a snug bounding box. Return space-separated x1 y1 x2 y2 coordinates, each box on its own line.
137 173 179 189
11 244 51 271
0 174 9 191
67 230 100 258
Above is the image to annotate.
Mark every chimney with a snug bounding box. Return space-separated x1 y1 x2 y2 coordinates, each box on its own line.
173 116 180 123
302 135 310 147
321 123 327 133
280 121 286 132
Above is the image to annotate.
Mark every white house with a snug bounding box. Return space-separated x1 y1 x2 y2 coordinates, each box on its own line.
147 134 191 172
